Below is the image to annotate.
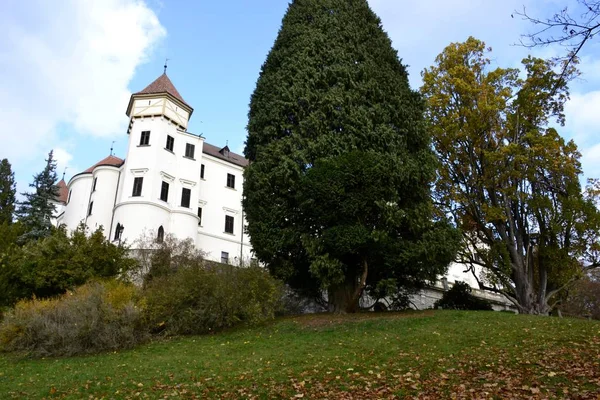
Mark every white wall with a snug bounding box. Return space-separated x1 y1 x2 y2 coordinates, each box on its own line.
197 153 251 262
60 174 93 232
85 166 120 234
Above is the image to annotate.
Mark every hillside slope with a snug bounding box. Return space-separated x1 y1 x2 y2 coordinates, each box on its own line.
1 311 599 399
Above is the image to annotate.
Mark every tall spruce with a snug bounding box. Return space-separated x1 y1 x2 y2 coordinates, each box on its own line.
16 150 60 242
243 0 459 312
0 159 16 224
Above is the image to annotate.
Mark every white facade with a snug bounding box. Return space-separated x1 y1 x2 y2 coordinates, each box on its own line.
56 73 252 265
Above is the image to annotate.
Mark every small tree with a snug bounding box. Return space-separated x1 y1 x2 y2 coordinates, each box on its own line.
0 159 16 225
15 150 60 242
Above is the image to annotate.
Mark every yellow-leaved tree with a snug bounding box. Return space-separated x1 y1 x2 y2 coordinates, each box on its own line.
422 37 600 314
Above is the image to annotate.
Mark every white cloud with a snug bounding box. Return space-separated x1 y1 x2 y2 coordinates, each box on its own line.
52 147 74 179
582 143 600 180
565 91 600 146
367 0 543 86
0 0 165 167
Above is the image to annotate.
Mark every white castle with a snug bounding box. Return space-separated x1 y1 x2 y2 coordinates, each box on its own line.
55 72 251 265
53 72 514 310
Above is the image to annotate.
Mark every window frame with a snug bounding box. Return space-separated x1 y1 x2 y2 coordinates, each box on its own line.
200 164 205 179
139 131 150 146
165 135 175 152
221 251 229 264
160 181 169 202
185 143 195 159
132 177 143 197
226 173 235 189
197 207 202 226
181 187 191 208
92 177 97 192
87 201 94 216
224 215 234 234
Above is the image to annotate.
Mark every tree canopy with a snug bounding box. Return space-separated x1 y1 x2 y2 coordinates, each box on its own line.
421 37 600 314
243 0 459 312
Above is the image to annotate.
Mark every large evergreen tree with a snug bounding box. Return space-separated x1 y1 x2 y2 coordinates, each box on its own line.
15 150 60 242
0 158 16 224
243 0 459 312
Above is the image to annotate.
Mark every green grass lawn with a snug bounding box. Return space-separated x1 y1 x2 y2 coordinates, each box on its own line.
1 310 599 399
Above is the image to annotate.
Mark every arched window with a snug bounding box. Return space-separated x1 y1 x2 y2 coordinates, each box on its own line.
157 226 164 243
114 223 123 241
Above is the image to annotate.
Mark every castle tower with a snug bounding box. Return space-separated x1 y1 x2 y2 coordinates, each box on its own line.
111 72 204 245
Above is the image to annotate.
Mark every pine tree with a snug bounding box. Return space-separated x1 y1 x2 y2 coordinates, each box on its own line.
16 150 60 242
243 0 460 312
0 158 16 224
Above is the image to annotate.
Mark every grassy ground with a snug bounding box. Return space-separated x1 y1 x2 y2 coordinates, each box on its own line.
1 310 599 399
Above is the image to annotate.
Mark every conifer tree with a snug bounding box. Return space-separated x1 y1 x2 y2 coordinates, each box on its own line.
243 0 459 312
0 158 16 224
16 150 60 242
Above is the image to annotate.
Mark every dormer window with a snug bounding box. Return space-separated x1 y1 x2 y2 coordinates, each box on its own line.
219 145 230 158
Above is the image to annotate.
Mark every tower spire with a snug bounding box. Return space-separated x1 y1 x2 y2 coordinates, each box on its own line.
62 167 67 180
164 58 169 74
110 141 115 156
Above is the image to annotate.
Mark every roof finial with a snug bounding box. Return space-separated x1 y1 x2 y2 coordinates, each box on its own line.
164 58 169 74
110 141 115 156
226 140 229 147
62 167 67 180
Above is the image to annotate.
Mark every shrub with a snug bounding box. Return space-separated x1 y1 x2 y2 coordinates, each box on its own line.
130 232 204 286
0 224 136 307
434 281 493 311
558 274 600 320
0 280 146 357
143 264 283 335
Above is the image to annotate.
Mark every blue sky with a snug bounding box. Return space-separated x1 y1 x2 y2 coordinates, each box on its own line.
1 0 599 194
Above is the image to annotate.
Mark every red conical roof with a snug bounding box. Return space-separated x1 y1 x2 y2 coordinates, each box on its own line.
134 73 190 108
56 179 68 204
83 155 125 173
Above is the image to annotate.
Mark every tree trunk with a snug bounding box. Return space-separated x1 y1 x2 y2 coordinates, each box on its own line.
328 280 357 313
328 259 368 313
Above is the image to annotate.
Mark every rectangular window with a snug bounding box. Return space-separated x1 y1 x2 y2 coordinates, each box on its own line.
225 215 234 234
140 131 150 146
67 190 72 204
185 143 195 159
226 173 235 189
181 188 191 208
166 135 174 152
92 177 97 192
87 201 93 216
132 177 143 197
221 251 229 264
160 181 169 202
197 207 202 226
200 164 205 179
